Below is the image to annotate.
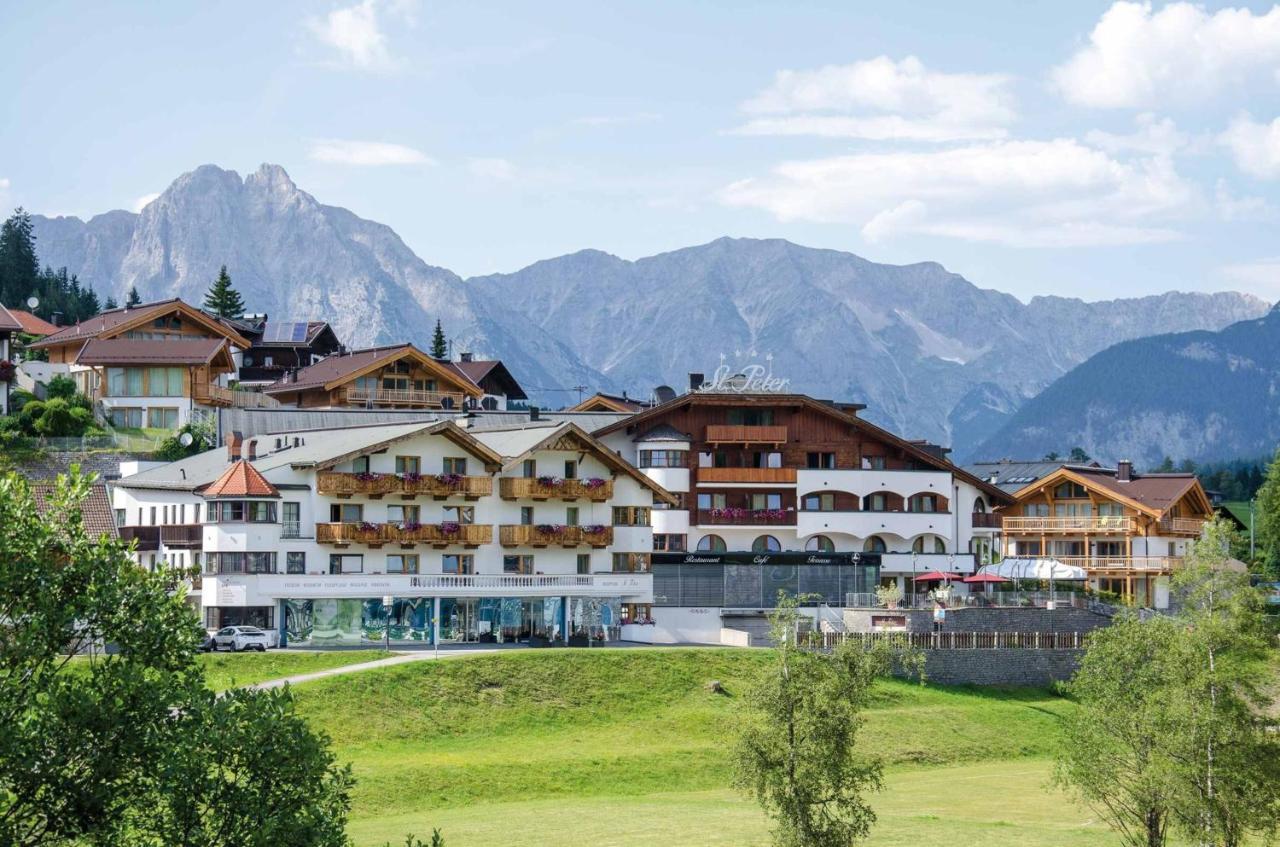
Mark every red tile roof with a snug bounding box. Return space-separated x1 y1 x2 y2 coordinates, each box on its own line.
76 337 232 365
202 460 280 499
31 482 119 539
30 299 184 347
6 309 59 336
0 304 22 332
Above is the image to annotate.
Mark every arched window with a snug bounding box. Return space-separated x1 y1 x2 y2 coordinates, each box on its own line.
696 534 726 552
973 497 987 514
752 535 781 553
863 535 886 553
908 494 938 513
912 535 946 554
805 535 835 553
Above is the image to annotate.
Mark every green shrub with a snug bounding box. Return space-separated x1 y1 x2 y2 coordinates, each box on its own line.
45 374 77 400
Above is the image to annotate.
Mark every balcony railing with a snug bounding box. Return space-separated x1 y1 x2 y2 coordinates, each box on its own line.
316 522 492 547
1054 555 1182 573
704 425 789 444
1157 517 1206 536
317 471 492 499
119 525 160 551
1000 515 1135 533
499 477 613 501
696 467 797 484
343 386 466 408
499 524 614 547
971 512 1003 529
696 508 796 526
193 383 280 408
159 523 203 547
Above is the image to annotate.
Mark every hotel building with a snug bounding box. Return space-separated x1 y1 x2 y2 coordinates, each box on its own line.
111 418 671 646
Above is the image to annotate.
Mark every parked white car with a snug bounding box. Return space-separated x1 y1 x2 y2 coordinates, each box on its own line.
211 626 270 652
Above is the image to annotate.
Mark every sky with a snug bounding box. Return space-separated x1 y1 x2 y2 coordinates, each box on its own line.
4 1 1280 302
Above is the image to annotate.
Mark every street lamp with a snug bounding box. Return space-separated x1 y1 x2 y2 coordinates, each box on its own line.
382 594 392 653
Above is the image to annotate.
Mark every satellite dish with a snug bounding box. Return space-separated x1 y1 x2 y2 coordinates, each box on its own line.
653 385 677 404
178 432 194 447
26 296 38 310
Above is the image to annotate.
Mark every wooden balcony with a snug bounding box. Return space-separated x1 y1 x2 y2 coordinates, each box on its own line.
1157 517 1206 536
1000 515 1135 534
696 508 795 526
499 477 613 501
1055 556 1183 574
697 467 797 484
316 522 492 548
193 383 235 407
499 524 614 548
971 512 1003 529
704 424 789 445
317 471 492 500
343 386 466 409
159 523 203 548
119 525 160 551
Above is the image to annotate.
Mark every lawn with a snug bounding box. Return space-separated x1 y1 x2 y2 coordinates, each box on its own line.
287 648 1099 846
198 649 395 691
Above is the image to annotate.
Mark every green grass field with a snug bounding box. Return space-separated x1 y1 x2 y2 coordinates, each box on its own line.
197 649 394 691
283 648 1107 846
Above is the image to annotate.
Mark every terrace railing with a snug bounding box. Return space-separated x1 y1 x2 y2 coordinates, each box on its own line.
1001 515 1135 533
498 524 614 548
317 471 493 499
316 522 492 547
812 630 1088 650
498 477 613 501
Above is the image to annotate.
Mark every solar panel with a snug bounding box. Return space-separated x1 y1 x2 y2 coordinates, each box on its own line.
263 321 310 343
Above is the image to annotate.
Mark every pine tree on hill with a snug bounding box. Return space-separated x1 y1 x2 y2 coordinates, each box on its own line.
430 319 448 359
202 265 245 319
104 296 118 310
126 286 141 307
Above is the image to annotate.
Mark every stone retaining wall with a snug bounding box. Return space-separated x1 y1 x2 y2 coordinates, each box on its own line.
5 451 151 481
843 605 1111 634
912 648 1082 686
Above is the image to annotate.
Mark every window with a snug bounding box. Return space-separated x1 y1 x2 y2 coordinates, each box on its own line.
522 459 536 478
866 493 888 512
115 508 125 527
639 450 686 468
395 455 421 475
908 494 938 513
862 455 886 470
150 506 157 525
565 506 579 526
973 498 987 514
748 492 782 511
863 535 887 553
443 554 474 574
697 492 727 511
504 555 533 574
612 506 651 526
352 456 370 474
330 503 363 523
802 493 835 511
806 535 835 553
1023 503 1050 517
696 534 726 552
147 407 178 429
577 554 591 574
613 553 650 572
442 456 467 475
1096 541 1123 556
564 460 577 479
443 505 474 525
653 533 687 552
1054 502 1091 517
145 367 183 397
913 535 946 554
726 408 774 425
806 452 836 469
1054 482 1088 498
386 554 419 574
1018 540 1043 555
247 501 276 523
206 552 277 574
387 504 420 526
106 367 143 396
1097 502 1123 517
752 535 781 553
210 501 244 523
520 506 534 525
286 552 306 574
697 451 713 468
329 554 363 574
193 503 201 523
282 502 300 538
109 407 144 428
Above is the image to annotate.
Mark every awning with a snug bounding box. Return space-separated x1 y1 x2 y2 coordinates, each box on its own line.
979 558 1087 581
912 570 966 582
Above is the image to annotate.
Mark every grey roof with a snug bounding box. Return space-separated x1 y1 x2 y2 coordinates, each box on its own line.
962 459 1105 493
634 423 692 442
464 410 636 433
468 422 565 459
116 421 454 491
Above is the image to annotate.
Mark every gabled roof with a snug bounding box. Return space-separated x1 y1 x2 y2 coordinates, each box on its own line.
1007 465 1213 518
635 424 692 442
594 391 1014 504
76 337 234 366
31 481 118 539
0 304 22 332
29 299 252 350
202 460 280 499
253 321 340 349
568 393 650 413
262 344 483 398
470 421 678 506
449 359 528 400
6 309 58 336
300 419 503 472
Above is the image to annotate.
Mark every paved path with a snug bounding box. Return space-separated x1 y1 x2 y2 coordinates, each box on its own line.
248 647 508 690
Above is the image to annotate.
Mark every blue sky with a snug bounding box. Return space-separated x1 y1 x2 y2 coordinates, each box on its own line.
5 1 1280 302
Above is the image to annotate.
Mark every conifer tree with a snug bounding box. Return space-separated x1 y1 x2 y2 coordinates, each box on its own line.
104 296 118 310
430 319 448 359
1256 446 1280 577
201 265 245 319
126 286 142 307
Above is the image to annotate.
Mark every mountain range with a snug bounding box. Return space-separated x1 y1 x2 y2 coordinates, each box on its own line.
28 163 1273 458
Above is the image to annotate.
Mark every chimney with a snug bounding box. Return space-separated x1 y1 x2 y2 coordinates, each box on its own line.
460 351 473 363
51 311 63 327
226 431 244 461
688 372 704 392
1117 459 1132 482
246 439 258 460
529 406 540 421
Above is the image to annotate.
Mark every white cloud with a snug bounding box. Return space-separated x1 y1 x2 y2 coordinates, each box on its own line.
1219 257 1280 297
1219 113 1280 178
132 192 160 213
720 138 1192 247
1053 2 1280 108
308 139 434 166
572 113 663 127
1215 179 1273 221
734 55 1015 142
468 157 518 181
308 0 417 69
1085 113 1187 155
